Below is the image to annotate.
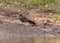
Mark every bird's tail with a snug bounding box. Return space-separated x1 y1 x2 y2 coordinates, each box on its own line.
28 20 36 26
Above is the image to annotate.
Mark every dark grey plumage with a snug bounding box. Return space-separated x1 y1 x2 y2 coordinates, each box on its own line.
19 13 36 26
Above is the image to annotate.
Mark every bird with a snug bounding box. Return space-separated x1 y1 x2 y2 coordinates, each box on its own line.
19 13 36 26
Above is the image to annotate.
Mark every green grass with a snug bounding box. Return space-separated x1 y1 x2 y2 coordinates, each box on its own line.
18 0 56 10
0 0 56 9
0 0 10 3
52 14 60 21
0 0 60 14
13 3 21 8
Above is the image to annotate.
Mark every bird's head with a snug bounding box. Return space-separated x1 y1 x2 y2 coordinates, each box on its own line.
19 13 23 16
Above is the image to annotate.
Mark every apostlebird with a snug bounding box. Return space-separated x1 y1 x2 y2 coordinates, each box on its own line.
19 13 36 26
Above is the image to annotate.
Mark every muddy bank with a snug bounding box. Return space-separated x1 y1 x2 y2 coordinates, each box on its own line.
0 21 60 39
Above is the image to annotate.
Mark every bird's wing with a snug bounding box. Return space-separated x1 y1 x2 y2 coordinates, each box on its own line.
21 16 28 19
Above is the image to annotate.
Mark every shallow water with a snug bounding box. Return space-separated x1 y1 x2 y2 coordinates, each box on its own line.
0 37 60 43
